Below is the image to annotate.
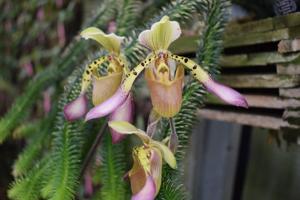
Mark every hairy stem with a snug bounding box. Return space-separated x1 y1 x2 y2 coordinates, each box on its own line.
80 121 108 177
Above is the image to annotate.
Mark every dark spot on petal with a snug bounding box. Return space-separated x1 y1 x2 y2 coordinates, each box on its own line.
193 65 197 70
184 58 188 63
86 71 90 75
141 62 145 66
94 61 97 64
133 71 137 75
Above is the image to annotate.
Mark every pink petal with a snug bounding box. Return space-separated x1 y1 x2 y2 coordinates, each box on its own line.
85 87 128 121
131 176 156 200
64 94 88 121
204 78 248 108
109 94 134 143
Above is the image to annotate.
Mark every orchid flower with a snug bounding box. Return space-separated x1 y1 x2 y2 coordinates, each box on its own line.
108 121 177 200
85 16 248 121
64 27 133 143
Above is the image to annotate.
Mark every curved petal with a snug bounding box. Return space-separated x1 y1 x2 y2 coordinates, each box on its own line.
92 72 122 106
80 27 124 54
109 94 134 143
85 87 128 121
151 141 177 169
138 16 181 51
131 176 156 200
64 94 88 121
204 78 248 108
108 121 150 143
150 148 162 196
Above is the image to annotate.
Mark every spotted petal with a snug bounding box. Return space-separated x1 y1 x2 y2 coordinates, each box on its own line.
138 16 181 51
80 27 124 54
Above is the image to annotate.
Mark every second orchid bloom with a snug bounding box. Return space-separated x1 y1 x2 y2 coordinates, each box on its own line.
85 16 248 121
108 121 177 200
64 27 133 143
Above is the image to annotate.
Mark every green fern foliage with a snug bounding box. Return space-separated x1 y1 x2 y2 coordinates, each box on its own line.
94 134 129 200
196 0 230 76
116 0 142 36
8 157 51 200
0 0 117 143
43 67 86 200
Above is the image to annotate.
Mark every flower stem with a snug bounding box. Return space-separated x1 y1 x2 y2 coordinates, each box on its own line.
169 118 178 153
80 120 108 177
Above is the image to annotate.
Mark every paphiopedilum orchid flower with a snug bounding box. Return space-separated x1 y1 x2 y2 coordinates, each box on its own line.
63 27 133 143
85 16 247 121
108 121 177 200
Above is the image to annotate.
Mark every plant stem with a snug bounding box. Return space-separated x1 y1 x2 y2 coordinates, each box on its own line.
169 118 176 136
169 118 178 153
80 120 108 177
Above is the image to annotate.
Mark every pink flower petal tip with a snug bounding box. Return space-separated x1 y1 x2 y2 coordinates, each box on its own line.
85 87 128 121
204 79 248 108
64 94 88 121
131 176 156 200
109 94 134 143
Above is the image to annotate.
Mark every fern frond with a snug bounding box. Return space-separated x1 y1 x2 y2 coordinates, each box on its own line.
8 156 50 200
12 133 47 177
196 0 231 76
116 0 142 36
157 178 189 200
12 120 42 139
43 67 86 200
93 133 129 200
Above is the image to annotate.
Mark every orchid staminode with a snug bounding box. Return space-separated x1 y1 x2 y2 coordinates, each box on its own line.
63 27 133 143
108 121 177 200
85 16 247 121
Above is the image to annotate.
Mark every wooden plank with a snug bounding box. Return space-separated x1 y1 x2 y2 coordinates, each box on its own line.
206 94 300 109
274 12 300 29
225 12 300 36
278 39 300 53
279 88 300 98
189 120 242 200
223 28 290 48
219 74 300 88
198 109 288 129
277 63 300 74
225 18 274 36
220 52 300 67
224 26 300 48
